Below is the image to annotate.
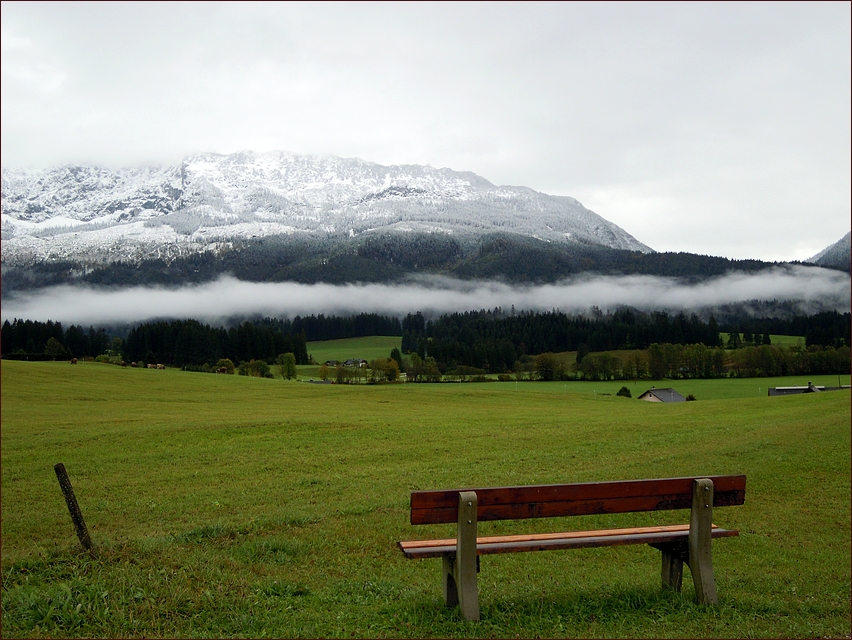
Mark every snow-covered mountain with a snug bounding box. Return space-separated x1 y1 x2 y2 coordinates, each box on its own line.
1 151 652 266
807 232 850 272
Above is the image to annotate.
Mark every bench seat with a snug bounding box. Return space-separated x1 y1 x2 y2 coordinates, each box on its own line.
399 523 738 558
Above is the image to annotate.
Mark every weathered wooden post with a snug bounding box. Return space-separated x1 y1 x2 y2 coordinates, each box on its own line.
688 478 717 604
54 463 93 551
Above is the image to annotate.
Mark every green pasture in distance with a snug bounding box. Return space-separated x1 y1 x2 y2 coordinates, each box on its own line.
306 336 401 365
1 360 849 638
719 333 805 347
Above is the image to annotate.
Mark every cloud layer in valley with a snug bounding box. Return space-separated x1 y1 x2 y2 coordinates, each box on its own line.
2 266 848 327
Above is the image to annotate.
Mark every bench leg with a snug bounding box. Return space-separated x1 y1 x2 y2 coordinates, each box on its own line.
443 554 480 608
651 540 687 591
653 480 720 604
661 547 685 591
442 554 459 607
688 478 718 605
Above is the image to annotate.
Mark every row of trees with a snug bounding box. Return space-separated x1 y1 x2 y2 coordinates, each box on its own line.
0 312 403 361
399 308 850 375
3 308 849 378
284 313 402 342
1 319 111 359
721 310 850 350
316 358 402 384
403 308 723 373
526 343 849 382
432 343 849 383
122 320 310 367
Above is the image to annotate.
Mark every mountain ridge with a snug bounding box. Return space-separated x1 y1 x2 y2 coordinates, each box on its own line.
3 151 848 295
1 150 652 269
807 231 850 272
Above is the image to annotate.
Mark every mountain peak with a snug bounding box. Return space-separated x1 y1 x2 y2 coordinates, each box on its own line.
1 151 652 268
807 232 851 272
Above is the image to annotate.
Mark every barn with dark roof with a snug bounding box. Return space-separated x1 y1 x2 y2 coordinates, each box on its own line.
637 387 686 403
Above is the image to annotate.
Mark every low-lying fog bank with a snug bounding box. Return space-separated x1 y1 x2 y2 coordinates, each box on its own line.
2 265 848 326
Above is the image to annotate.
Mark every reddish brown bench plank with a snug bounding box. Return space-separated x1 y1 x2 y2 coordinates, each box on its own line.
411 475 746 524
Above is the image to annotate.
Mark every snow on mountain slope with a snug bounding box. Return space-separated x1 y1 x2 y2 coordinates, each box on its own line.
807 232 851 271
1 151 653 266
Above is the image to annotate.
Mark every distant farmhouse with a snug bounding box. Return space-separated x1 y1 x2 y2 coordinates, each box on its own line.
323 359 368 368
637 387 686 403
768 382 851 397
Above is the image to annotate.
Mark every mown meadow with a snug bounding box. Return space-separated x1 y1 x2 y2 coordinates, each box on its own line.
1 358 849 638
305 336 402 365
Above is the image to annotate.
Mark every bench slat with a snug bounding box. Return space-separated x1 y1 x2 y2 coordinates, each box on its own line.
399 525 739 559
400 523 704 549
411 475 746 524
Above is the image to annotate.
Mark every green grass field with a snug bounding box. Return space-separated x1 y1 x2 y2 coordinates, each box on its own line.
306 336 401 365
719 333 805 347
2 359 849 638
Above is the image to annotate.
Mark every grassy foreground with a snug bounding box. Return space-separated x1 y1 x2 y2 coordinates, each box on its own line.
1 360 849 638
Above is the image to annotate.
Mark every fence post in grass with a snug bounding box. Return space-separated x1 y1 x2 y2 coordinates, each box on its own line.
54 463 94 551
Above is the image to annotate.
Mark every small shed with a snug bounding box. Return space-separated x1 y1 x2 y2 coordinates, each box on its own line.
768 382 821 396
637 387 686 403
768 382 849 396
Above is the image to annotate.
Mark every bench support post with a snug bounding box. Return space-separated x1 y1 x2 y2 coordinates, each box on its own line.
688 478 718 605
651 478 719 604
443 491 480 620
661 545 685 591
651 539 687 591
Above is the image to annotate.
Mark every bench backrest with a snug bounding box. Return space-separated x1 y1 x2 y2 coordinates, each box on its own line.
410 475 746 525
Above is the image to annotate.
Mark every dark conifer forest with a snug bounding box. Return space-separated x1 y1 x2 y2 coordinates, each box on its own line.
3 309 848 380
4 231 834 294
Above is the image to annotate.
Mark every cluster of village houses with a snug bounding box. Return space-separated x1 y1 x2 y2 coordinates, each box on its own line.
323 359 368 368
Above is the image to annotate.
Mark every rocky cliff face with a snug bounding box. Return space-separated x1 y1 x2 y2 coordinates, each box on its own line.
1 151 652 266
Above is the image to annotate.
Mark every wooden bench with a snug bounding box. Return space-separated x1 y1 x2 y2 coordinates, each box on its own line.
398 475 746 620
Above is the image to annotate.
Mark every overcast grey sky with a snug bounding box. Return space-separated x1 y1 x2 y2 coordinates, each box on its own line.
2 1 850 262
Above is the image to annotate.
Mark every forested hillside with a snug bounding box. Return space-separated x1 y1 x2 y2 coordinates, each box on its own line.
1 231 802 294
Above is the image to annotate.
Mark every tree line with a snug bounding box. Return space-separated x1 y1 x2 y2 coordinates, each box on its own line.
2 308 849 380
1 319 111 360
399 308 850 374
571 342 850 381
719 310 850 350
0 317 310 367
403 308 723 373
0 312 401 364
121 319 310 367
